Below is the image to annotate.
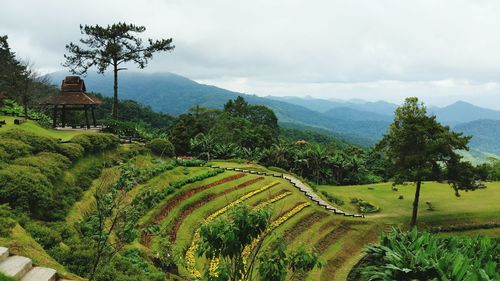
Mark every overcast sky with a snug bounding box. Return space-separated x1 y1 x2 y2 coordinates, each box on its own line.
2 0 500 108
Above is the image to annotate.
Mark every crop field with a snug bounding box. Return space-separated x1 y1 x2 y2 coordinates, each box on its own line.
63 158 489 280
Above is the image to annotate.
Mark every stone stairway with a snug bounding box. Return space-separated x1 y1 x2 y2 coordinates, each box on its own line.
211 166 364 218
0 247 72 281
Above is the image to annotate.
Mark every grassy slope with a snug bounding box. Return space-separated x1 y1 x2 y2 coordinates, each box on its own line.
0 225 85 281
0 115 84 141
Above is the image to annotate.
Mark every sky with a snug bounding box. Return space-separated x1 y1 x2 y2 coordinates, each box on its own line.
2 0 500 109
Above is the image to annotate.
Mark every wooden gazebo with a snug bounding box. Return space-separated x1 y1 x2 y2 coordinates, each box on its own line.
43 76 102 129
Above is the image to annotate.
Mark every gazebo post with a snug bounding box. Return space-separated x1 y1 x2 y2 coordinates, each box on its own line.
61 105 66 128
91 105 97 127
52 105 58 128
84 105 90 129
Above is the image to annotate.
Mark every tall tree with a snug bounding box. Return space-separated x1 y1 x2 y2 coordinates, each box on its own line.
0 35 27 111
63 23 174 118
377 97 477 226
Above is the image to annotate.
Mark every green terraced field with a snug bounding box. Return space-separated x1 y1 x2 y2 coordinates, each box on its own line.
56 157 500 280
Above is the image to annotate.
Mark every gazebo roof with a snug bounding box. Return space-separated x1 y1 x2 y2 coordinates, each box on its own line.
42 76 102 106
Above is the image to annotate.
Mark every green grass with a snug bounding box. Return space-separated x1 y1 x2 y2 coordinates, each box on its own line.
0 225 85 281
0 115 85 141
317 181 500 227
0 272 17 281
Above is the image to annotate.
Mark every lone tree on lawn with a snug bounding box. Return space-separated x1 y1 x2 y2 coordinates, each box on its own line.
63 23 174 118
377 97 481 227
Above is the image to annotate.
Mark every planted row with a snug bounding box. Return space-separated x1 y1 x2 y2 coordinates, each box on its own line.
169 177 265 242
185 181 280 278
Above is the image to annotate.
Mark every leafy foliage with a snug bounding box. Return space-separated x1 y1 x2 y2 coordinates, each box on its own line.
361 228 499 281
376 97 477 225
146 138 175 157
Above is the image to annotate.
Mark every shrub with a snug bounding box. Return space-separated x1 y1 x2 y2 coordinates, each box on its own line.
0 129 58 153
121 144 148 160
13 152 71 183
146 138 175 157
70 133 119 154
350 198 380 213
0 99 23 116
320 191 344 206
0 139 32 160
0 147 8 162
101 118 138 137
57 143 85 161
0 164 52 219
177 159 206 167
25 221 62 249
0 204 16 237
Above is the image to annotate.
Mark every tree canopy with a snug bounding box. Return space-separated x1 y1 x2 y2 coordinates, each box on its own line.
377 97 479 226
63 23 174 118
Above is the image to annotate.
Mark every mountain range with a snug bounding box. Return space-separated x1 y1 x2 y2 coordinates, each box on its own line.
48 71 500 158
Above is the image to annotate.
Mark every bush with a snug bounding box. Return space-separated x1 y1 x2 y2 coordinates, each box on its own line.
0 204 16 237
0 147 8 162
25 221 62 249
350 198 380 213
0 164 52 219
0 139 32 160
146 138 175 157
177 159 206 167
101 118 138 137
70 133 119 154
320 191 344 206
13 152 71 183
0 99 23 116
57 143 85 161
0 129 58 153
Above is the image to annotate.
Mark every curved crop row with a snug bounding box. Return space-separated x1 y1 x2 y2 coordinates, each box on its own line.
154 173 246 223
234 202 311 279
185 181 280 278
254 191 292 210
169 177 265 242
141 172 246 246
283 212 328 242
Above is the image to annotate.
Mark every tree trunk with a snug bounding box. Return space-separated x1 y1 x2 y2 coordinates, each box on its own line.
410 180 422 227
112 62 118 119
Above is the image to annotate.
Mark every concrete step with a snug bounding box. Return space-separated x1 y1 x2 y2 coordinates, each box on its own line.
0 256 32 278
21 267 57 281
0 247 8 263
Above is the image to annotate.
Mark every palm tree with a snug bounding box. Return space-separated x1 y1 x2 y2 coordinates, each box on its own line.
190 133 215 161
305 144 328 184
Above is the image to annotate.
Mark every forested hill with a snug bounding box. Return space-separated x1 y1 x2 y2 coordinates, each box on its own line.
48 71 388 146
47 71 500 154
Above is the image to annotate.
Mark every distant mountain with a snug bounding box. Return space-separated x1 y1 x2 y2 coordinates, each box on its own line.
48 71 389 145
454 119 500 156
322 107 392 122
47 71 500 156
431 101 500 125
268 96 398 116
266 96 344 113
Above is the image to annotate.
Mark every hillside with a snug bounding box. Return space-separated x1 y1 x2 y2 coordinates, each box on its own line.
454 119 500 156
47 72 390 145
47 71 500 156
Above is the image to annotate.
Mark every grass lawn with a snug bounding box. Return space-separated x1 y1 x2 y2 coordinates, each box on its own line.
0 115 85 141
317 181 500 227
